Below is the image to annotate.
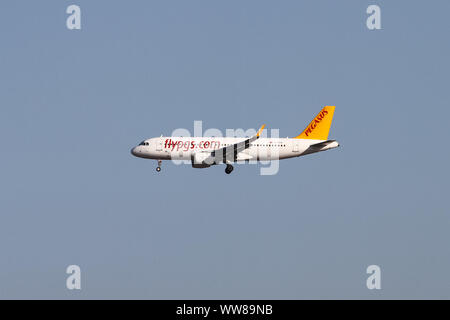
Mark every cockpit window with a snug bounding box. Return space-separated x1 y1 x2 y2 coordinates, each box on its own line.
138 141 146 146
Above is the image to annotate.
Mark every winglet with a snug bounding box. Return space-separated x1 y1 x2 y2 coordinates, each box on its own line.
256 124 266 138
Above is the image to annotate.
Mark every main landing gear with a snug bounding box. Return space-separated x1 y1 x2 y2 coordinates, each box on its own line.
225 164 234 175
156 160 162 172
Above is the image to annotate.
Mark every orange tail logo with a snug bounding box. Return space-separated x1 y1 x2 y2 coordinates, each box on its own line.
294 106 335 140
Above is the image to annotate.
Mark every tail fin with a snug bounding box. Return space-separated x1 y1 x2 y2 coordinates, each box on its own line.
294 106 335 140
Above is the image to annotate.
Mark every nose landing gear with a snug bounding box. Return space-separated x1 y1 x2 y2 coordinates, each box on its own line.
225 164 234 174
156 160 162 172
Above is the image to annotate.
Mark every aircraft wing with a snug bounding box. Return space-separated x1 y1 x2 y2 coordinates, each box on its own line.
203 124 265 165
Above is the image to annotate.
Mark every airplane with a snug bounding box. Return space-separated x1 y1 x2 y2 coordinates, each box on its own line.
131 106 339 174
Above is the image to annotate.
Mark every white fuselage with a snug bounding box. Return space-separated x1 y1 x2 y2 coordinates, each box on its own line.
131 136 339 162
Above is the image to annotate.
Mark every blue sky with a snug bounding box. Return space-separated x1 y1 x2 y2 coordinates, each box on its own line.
0 0 449 299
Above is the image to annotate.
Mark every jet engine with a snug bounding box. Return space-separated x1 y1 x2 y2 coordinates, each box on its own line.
191 152 211 168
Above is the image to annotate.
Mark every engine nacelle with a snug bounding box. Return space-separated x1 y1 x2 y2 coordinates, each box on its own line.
191 153 211 168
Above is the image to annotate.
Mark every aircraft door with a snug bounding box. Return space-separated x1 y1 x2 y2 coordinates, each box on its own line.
156 139 162 151
292 141 299 152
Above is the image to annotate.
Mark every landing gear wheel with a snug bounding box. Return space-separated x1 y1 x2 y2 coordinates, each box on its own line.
156 160 162 172
225 164 234 174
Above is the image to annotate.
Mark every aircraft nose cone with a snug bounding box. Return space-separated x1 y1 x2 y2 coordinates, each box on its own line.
131 147 138 156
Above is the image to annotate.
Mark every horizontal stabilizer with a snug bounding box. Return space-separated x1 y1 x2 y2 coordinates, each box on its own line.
301 140 339 155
